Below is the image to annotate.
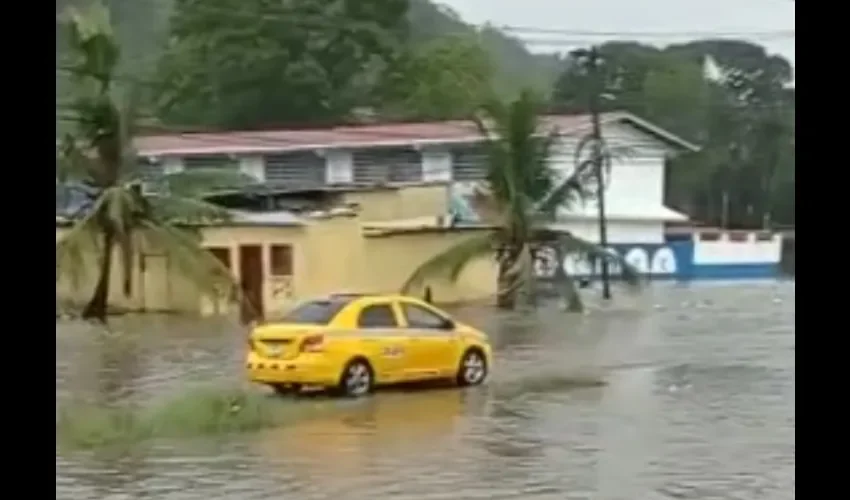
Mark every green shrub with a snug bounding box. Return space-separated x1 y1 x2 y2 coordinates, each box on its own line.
57 387 316 450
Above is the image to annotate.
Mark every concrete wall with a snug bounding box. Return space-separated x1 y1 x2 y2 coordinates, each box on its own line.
547 219 666 245
361 229 497 303
342 183 449 222
549 122 671 218
56 212 497 317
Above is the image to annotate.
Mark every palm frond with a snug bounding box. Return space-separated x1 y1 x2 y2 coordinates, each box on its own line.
400 233 496 294
64 4 119 89
138 220 239 299
554 232 641 287
572 134 636 200
472 89 557 239
159 169 258 199
56 191 112 288
534 158 594 217
548 243 584 312
147 194 235 224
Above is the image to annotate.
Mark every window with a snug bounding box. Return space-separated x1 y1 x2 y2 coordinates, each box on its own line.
357 305 398 328
270 245 293 276
401 303 451 330
282 300 347 325
206 247 231 275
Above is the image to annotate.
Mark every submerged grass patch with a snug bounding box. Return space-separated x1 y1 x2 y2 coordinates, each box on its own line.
57 388 317 450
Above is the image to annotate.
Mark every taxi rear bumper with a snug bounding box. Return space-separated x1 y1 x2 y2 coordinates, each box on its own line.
246 352 340 387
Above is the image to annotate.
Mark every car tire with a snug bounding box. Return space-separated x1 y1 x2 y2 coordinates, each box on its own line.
456 348 488 386
271 383 301 396
337 359 374 398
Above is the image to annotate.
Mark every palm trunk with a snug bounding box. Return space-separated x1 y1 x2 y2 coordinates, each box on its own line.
81 228 115 322
496 245 521 310
552 246 583 313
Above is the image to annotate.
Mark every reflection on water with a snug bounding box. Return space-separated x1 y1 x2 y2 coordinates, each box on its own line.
56 282 795 500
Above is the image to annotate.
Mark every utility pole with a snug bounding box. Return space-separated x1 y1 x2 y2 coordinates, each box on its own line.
586 46 612 300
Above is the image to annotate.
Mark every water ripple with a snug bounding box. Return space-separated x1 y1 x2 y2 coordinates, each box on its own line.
57 283 795 500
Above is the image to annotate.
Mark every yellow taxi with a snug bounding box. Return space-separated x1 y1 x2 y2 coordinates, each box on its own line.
246 293 492 397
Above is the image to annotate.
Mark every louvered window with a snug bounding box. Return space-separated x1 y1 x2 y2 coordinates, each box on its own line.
451 145 488 181
264 152 325 187
352 148 421 184
136 158 166 194
183 155 239 171
136 158 165 180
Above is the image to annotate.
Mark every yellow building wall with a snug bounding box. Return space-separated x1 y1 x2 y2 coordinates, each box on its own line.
56 226 169 313
361 230 497 304
299 214 365 298
197 225 310 317
343 183 449 222
55 184 496 317
56 224 311 316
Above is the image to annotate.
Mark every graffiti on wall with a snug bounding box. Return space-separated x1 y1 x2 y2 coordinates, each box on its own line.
271 276 294 299
534 244 681 278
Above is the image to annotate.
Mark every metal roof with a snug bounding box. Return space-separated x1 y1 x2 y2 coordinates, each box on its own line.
135 112 700 157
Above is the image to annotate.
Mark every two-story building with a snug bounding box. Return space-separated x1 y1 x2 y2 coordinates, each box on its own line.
135 111 698 244
133 111 717 281
56 111 783 318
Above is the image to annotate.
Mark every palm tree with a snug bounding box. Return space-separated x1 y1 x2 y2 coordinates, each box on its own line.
401 90 638 312
56 4 251 322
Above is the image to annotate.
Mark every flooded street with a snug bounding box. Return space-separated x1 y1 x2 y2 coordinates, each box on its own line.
56 282 795 500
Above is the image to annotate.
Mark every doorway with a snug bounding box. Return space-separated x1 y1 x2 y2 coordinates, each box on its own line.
239 245 264 323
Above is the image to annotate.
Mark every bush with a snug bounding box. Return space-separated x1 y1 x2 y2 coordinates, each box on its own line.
57 387 316 450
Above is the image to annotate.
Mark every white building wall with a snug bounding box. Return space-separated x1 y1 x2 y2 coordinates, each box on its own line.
324 150 353 184
548 219 666 245
421 148 452 182
693 233 782 265
550 122 670 218
162 157 184 175
239 156 265 181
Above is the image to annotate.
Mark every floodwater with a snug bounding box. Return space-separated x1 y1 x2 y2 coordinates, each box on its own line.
56 282 795 500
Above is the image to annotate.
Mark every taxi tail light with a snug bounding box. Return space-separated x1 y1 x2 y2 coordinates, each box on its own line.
300 334 325 353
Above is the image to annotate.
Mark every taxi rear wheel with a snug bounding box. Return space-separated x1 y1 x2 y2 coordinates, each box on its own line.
337 359 374 398
457 348 488 386
271 384 302 396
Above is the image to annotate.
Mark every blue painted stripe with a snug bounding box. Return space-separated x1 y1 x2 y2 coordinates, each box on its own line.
689 263 779 280
539 264 779 282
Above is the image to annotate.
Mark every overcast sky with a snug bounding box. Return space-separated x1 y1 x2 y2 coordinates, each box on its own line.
441 0 795 70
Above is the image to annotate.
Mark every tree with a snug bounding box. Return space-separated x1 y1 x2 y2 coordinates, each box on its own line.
406 1 559 100
378 34 495 120
56 4 251 322
401 91 638 312
666 40 795 228
551 40 795 229
552 42 662 115
155 0 409 130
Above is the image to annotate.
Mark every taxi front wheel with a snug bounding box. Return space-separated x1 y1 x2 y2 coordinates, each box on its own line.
457 349 488 386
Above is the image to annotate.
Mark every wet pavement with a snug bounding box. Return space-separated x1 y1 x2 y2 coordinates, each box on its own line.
56 281 795 500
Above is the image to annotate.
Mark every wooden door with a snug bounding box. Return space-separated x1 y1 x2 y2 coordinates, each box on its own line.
239 245 264 323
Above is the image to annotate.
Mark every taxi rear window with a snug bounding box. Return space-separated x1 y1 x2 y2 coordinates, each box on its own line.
282 299 348 324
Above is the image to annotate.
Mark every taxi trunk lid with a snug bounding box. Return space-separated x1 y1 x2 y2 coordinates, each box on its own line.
250 324 324 360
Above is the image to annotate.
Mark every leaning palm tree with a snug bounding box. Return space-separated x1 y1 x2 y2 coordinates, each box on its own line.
401 90 638 312
56 5 252 322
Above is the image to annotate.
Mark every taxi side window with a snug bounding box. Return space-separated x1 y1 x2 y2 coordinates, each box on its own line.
401 303 448 330
357 304 398 328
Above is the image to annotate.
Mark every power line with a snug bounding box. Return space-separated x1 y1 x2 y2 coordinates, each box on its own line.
502 26 794 38
56 2 796 42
